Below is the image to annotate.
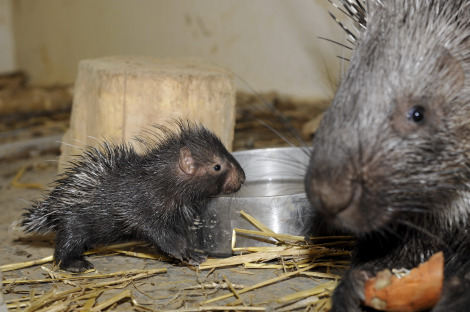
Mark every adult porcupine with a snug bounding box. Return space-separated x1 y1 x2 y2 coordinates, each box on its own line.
305 1 470 311
21 120 245 272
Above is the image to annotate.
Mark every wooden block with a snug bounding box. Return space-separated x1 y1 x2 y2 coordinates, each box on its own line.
58 56 236 173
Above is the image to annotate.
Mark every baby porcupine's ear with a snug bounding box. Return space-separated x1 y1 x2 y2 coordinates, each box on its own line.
179 147 196 175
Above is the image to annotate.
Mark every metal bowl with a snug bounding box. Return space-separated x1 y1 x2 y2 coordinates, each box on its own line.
192 147 315 257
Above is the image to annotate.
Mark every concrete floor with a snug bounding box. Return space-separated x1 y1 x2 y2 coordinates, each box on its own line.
0 152 334 311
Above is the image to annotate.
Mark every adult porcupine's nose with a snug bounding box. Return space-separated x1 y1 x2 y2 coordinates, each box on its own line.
305 149 363 231
306 170 358 214
308 178 355 215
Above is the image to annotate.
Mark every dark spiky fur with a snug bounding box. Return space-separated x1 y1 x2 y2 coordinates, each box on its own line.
306 1 470 311
21 120 245 272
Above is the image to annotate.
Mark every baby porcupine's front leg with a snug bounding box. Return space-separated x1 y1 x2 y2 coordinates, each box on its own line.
145 229 207 265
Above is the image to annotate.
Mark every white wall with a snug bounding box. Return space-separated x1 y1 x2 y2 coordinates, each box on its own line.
0 0 16 73
12 0 347 100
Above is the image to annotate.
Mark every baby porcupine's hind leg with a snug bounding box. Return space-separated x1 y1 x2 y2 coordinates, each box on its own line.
54 225 94 273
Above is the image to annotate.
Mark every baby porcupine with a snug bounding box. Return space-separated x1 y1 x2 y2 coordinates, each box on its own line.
21 120 245 272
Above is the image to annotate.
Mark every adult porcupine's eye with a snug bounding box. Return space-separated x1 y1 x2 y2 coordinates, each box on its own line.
407 106 425 123
213 164 221 171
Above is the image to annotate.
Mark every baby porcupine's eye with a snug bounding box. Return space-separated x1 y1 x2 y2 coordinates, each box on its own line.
213 164 221 171
407 106 425 123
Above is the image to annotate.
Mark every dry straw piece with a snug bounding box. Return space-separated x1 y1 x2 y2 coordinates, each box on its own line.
10 165 46 190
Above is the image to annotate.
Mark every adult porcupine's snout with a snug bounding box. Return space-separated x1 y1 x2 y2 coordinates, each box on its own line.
304 117 395 235
305 146 364 233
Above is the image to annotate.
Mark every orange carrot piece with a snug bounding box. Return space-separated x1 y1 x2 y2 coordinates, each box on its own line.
363 251 444 312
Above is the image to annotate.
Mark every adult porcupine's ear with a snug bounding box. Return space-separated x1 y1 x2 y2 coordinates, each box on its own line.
434 47 465 96
179 147 196 175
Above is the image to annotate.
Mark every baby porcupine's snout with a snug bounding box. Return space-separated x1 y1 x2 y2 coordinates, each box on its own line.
222 163 246 194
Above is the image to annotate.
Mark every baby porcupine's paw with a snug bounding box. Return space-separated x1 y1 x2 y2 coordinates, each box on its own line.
166 246 207 265
158 235 190 262
186 249 207 266
331 269 370 312
58 258 94 273
160 238 206 265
